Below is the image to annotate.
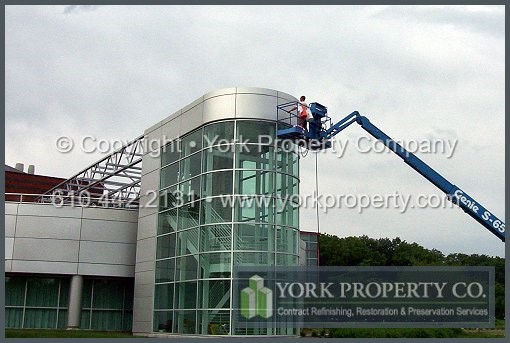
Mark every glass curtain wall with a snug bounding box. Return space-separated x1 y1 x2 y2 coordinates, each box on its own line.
156 119 299 335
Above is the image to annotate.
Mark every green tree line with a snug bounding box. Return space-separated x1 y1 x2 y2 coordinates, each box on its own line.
318 234 505 319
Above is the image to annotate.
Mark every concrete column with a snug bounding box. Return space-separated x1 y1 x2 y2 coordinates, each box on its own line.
67 275 83 329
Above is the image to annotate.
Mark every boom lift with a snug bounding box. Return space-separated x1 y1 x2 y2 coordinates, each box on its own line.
277 102 505 242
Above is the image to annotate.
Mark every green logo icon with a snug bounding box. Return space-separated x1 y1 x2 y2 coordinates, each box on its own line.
240 275 273 319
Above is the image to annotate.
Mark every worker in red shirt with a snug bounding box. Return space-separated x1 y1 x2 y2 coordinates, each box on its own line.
290 95 310 130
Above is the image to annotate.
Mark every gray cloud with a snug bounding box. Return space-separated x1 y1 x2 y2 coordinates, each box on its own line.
5 5 504 256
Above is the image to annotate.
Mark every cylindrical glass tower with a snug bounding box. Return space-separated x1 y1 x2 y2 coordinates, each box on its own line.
154 117 299 335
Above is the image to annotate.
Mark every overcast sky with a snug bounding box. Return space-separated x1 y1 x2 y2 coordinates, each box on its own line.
5 5 505 256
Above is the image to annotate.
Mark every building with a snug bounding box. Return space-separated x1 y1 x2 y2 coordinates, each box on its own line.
5 87 318 336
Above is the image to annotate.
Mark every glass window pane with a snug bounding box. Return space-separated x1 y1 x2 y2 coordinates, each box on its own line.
201 197 232 224
235 195 274 223
202 171 233 197
179 152 202 182
276 254 299 266
235 170 274 196
156 259 176 283
59 279 70 307
176 228 200 256
160 162 179 188
199 252 231 279
24 309 57 329
275 198 298 227
204 121 234 146
235 223 274 251
178 202 200 230
179 176 201 203
175 255 199 281
198 310 230 335
154 284 174 310
81 279 93 309
236 145 274 170
276 173 298 198
158 209 178 235
181 129 202 156
236 121 276 143
159 185 179 212
161 141 180 167
80 309 91 329
157 234 176 259
5 308 23 328
202 146 234 172
92 279 124 309
90 310 123 331
197 280 230 309
174 283 197 310
175 310 197 334
233 252 274 266
26 278 59 307
5 277 25 306
276 227 298 254
200 225 232 253
154 310 174 332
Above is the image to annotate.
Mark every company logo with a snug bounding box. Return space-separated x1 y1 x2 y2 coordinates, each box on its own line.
240 275 273 319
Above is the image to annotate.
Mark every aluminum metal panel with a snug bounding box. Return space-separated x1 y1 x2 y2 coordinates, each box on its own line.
235 93 278 121
5 203 18 215
135 260 155 273
137 213 157 241
136 237 156 263
144 126 163 156
180 95 203 114
203 87 236 100
134 269 156 285
77 263 134 277
5 237 14 259
160 116 182 144
11 260 78 274
13 238 79 262
18 203 82 218
202 94 236 124
82 207 138 222
180 102 204 136
144 119 162 135
161 109 182 126
142 152 160 176
137 195 157 219
277 91 298 102
139 170 159 202
236 87 278 97
81 219 137 243
15 216 81 240
79 241 136 265
5 214 17 237
133 296 154 324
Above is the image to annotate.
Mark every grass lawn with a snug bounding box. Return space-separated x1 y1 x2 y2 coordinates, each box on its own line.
5 329 142 338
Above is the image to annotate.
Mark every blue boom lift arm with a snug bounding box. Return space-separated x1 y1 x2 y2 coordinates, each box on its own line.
277 103 505 242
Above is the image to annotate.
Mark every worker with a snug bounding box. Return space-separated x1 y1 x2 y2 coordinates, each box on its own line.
290 95 310 130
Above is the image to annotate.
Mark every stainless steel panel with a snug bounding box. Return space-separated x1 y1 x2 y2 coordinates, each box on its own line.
134 282 154 298
133 296 154 324
144 126 163 154
79 241 136 265
134 269 156 285
160 116 182 144
18 203 82 218
180 102 204 136
202 94 236 124
235 93 279 121
81 219 137 243
13 238 79 262
5 203 19 215
77 263 134 277
11 260 78 274
203 87 236 100
136 237 156 263
5 214 17 237
142 152 161 176
5 237 14 259
15 216 81 240
82 207 138 222
137 214 157 241
132 321 152 334
135 260 155 273
236 87 278 97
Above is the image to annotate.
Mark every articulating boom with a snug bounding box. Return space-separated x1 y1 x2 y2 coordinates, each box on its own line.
276 103 505 242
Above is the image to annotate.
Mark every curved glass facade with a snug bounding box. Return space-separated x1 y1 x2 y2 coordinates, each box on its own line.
154 119 299 335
